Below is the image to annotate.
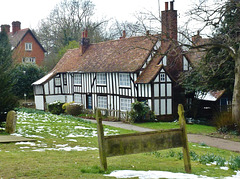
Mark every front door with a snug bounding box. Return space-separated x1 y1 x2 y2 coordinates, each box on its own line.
87 95 92 109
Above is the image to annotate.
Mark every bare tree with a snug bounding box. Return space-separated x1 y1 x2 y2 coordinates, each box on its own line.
36 0 108 56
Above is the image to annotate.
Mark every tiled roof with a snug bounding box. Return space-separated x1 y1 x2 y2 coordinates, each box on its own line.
8 28 29 48
8 28 46 52
52 35 158 73
135 43 170 84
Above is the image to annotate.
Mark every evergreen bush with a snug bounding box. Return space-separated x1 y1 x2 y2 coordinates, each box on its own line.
129 101 155 123
66 103 83 116
48 101 65 115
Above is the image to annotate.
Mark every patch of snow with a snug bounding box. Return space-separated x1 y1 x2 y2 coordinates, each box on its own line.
67 139 77 142
220 166 229 170
104 170 216 179
15 142 36 146
32 146 98 152
105 170 240 179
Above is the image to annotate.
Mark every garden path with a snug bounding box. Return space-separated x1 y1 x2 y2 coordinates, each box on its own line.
84 118 240 153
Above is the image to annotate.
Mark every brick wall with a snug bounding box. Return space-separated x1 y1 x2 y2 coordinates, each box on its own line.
12 31 45 65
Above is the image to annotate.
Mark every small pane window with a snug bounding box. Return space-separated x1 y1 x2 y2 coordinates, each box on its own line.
160 73 165 82
25 43 32 51
74 74 81 85
119 73 130 87
55 75 61 86
97 73 106 85
22 57 36 63
98 96 107 109
120 98 132 111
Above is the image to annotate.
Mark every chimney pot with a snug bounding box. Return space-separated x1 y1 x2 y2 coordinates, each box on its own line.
122 30 126 38
170 1 174 10
165 2 169 10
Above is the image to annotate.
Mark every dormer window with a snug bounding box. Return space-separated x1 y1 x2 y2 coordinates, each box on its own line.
25 43 32 51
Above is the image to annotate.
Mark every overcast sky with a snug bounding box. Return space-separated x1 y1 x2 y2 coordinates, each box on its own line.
0 0 195 31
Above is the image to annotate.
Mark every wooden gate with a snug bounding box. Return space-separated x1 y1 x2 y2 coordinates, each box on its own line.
96 104 191 173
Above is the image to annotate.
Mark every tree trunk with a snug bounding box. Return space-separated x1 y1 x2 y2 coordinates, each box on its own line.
232 50 240 131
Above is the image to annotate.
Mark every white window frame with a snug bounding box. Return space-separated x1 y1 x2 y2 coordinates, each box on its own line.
97 73 106 85
119 73 130 87
22 57 36 63
25 43 32 51
98 96 107 109
160 73 165 82
74 74 81 85
120 98 132 111
55 75 61 86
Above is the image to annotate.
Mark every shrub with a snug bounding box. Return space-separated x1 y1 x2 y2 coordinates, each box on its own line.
66 103 83 116
48 101 65 115
62 101 75 113
214 111 238 134
129 101 155 123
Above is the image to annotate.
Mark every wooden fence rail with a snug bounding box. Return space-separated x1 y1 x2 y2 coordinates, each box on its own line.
96 104 191 173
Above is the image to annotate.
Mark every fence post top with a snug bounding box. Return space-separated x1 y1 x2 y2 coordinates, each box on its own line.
178 104 184 118
96 108 102 123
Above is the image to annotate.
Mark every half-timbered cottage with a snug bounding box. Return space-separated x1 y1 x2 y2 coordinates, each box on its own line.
33 1 191 121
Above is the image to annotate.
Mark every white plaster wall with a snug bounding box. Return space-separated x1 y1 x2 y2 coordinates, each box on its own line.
35 96 44 110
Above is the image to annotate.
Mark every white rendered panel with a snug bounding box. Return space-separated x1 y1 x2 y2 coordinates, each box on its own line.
161 99 166 115
161 84 165 97
154 99 159 115
167 83 172 97
167 99 172 114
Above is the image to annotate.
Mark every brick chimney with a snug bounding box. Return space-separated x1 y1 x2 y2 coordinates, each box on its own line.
120 30 126 39
80 29 90 55
161 1 177 43
12 21 21 34
1 25 10 33
192 31 202 46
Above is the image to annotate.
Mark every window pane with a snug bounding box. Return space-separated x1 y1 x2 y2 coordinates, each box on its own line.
120 98 131 111
98 96 107 109
160 73 165 82
97 73 106 85
74 74 81 85
119 73 130 87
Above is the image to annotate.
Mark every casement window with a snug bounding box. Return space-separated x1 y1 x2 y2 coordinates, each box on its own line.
22 57 36 63
98 96 107 109
119 73 130 87
120 98 132 111
97 73 106 85
74 74 81 85
55 74 61 86
160 73 165 82
25 43 32 51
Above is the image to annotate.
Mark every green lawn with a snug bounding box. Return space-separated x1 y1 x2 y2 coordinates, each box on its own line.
0 109 239 178
134 121 216 135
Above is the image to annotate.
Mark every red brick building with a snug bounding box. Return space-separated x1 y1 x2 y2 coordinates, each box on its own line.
1 21 46 66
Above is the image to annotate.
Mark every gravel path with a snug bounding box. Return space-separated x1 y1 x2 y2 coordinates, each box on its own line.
84 119 240 153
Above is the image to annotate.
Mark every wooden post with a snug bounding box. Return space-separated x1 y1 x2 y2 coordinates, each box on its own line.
96 108 107 171
178 104 192 173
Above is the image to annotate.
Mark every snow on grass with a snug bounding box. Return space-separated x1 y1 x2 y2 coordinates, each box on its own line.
13 111 120 152
105 170 240 179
